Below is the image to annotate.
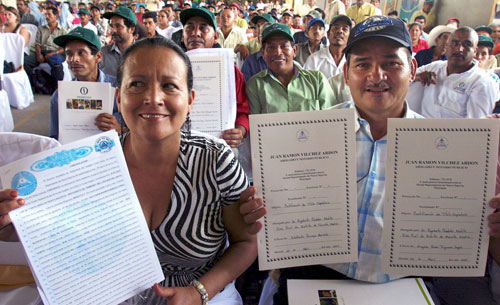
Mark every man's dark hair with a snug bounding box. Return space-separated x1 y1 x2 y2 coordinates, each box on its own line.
143 11 157 22
159 9 169 18
314 7 325 20
47 6 58 15
117 36 193 91
388 10 398 17
414 15 426 23
134 22 148 39
123 17 136 29
165 3 174 9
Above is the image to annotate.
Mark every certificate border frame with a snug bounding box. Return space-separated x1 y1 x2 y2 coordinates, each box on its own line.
388 126 492 270
190 59 224 134
257 118 354 263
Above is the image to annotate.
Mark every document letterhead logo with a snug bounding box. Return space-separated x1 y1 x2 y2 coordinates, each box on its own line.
80 87 89 95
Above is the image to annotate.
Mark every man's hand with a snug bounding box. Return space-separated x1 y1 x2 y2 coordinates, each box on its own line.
44 51 56 62
489 196 500 238
235 44 250 61
221 125 246 148
239 186 266 235
36 52 45 63
154 283 202 305
414 71 437 86
95 113 121 134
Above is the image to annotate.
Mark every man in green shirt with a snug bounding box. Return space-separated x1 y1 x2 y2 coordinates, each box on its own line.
246 23 337 114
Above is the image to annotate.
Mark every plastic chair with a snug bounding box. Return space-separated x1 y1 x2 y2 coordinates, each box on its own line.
0 132 60 305
1 33 35 109
22 24 37 55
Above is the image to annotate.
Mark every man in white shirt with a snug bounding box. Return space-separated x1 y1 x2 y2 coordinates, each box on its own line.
217 8 247 50
304 15 350 78
74 8 98 35
408 27 500 118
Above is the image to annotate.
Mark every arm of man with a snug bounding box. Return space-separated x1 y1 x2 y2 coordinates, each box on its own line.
35 44 44 63
221 66 249 147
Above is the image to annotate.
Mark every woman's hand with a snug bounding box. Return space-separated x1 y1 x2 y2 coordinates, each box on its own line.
0 189 24 241
239 186 266 235
153 283 202 305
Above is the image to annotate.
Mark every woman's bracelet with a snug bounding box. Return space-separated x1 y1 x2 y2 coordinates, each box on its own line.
190 279 208 305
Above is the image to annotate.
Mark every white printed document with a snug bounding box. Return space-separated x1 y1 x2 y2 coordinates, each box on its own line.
58 81 114 144
382 119 499 276
250 109 358 270
187 48 236 136
1 131 164 305
288 278 435 305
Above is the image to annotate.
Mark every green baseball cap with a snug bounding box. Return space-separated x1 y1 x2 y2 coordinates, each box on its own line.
251 13 275 25
78 8 90 16
180 8 217 31
475 25 493 35
478 35 494 48
54 26 102 51
261 23 294 44
103 6 137 25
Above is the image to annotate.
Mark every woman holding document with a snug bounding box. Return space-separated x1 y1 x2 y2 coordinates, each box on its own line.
0 37 260 305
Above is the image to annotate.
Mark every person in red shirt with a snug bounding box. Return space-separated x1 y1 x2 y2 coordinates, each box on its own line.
409 22 429 54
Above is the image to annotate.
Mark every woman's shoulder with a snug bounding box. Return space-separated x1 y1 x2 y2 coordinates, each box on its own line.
181 130 229 154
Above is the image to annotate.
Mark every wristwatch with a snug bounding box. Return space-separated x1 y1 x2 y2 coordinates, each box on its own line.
190 279 209 305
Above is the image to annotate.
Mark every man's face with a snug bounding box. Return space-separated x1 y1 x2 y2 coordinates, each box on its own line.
328 20 350 47
80 13 90 25
415 18 426 29
475 45 490 68
139 6 145 13
143 17 157 37
435 31 451 50
357 0 364 7
370 0 379 7
345 37 416 120
78 3 86 9
165 7 174 20
446 30 477 70
220 9 235 27
45 9 57 23
16 0 25 13
492 26 500 41
230 6 239 15
303 15 312 27
308 0 315 6
91 8 100 19
261 35 296 76
293 16 301 27
307 22 325 43
423 2 433 13
158 11 168 26
175 10 181 20
109 16 133 44
281 14 292 26
65 40 102 81
183 16 218 50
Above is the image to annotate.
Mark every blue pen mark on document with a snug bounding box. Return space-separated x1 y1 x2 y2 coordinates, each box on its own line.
11 171 37 196
94 136 115 153
30 146 93 172
50 200 126 275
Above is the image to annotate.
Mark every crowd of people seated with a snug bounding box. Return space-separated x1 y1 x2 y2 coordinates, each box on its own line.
2 0 500 304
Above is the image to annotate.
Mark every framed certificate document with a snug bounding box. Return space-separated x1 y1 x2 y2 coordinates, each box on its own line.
382 119 499 276
250 109 358 270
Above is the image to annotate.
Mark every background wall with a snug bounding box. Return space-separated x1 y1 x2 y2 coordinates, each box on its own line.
435 0 495 28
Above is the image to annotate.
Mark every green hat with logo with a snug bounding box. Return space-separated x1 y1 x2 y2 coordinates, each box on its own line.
54 26 101 50
251 13 275 25
78 8 91 16
261 23 294 44
102 6 137 25
180 7 217 31
478 35 494 49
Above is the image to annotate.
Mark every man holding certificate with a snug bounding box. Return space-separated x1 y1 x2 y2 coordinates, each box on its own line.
245 16 500 305
49 27 120 140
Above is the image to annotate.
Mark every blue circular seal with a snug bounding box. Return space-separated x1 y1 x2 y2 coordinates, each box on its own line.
11 171 37 196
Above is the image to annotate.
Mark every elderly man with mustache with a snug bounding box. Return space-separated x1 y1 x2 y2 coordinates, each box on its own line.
408 26 500 118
